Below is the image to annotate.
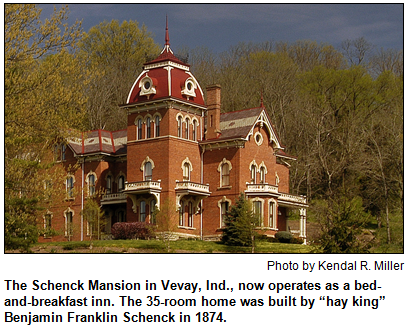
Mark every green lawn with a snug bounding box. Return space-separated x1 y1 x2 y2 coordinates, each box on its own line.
32 239 311 254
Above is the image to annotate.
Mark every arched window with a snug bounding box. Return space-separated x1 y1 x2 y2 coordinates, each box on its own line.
192 120 198 141
259 166 266 184
188 202 193 227
118 175 125 192
251 164 257 184
146 117 151 138
64 209 74 237
269 200 277 229
61 144 66 161
140 201 146 222
183 162 191 181
179 201 185 226
221 201 229 226
221 163 230 186
137 118 143 140
253 201 262 226
185 118 190 140
144 162 152 181
87 173 96 197
177 116 183 138
66 176 74 199
155 115 160 137
106 175 112 194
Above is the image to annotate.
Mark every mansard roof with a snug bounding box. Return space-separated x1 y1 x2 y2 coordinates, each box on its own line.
123 20 205 108
68 129 127 156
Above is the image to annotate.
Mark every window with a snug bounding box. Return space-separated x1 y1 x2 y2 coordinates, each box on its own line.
177 116 183 138
140 201 146 222
155 116 160 137
106 175 112 194
66 176 74 198
179 201 184 226
253 201 262 226
251 164 257 184
144 162 152 181
61 144 66 161
118 175 125 192
221 163 230 186
259 166 266 184
188 202 193 227
185 118 190 140
183 162 191 181
65 211 73 237
221 201 229 227
44 213 52 237
117 210 126 222
192 120 198 141
146 117 151 138
88 173 96 197
269 201 276 229
150 199 157 224
137 118 143 140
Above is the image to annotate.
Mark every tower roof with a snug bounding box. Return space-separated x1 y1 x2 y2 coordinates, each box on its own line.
124 18 205 107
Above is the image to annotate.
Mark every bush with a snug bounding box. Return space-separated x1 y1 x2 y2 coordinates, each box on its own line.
111 222 155 240
275 231 293 243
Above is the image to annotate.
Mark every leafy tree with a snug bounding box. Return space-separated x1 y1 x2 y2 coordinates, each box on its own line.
154 199 179 253
221 193 257 252
5 4 84 250
313 196 373 253
81 198 105 247
79 20 160 130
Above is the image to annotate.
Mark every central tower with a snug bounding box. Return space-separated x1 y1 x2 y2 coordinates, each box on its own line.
120 19 210 235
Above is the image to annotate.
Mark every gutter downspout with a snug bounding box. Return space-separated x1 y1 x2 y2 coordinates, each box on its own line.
200 113 205 241
81 159 84 241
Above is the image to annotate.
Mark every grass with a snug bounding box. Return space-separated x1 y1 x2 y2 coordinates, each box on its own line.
31 239 311 254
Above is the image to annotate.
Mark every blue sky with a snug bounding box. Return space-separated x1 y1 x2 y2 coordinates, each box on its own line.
39 3 403 53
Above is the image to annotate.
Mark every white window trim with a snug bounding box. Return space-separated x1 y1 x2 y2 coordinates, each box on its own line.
268 199 278 230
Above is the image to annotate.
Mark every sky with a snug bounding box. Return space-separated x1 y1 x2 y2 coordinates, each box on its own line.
38 3 404 54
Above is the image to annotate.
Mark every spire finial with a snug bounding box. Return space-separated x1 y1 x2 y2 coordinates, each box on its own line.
260 89 264 107
165 15 170 46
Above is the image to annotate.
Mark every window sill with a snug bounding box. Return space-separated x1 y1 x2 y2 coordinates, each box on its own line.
178 226 196 230
217 186 232 190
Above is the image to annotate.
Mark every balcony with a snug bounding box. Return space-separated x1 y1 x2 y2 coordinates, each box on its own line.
175 181 210 196
175 181 211 209
101 192 127 205
125 180 162 195
245 183 280 196
278 192 307 207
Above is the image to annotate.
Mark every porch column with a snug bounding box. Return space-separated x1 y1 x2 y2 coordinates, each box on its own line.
299 208 307 243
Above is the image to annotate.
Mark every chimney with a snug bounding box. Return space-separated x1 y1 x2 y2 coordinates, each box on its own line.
206 84 221 139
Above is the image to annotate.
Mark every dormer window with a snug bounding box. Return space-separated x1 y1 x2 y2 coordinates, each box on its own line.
181 78 197 99
139 75 156 98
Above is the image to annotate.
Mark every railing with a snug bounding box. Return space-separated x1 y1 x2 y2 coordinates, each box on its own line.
175 181 210 194
125 180 161 192
279 192 307 204
245 183 279 194
101 193 127 202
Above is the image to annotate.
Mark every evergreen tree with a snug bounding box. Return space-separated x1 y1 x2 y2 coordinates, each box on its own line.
221 193 257 251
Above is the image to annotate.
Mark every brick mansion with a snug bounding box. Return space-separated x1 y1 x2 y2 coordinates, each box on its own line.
40 24 308 243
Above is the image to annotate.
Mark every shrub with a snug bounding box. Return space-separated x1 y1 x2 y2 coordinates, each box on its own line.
275 231 293 243
111 222 155 240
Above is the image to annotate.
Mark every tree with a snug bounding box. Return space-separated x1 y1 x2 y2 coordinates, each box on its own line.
5 4 84 250
79 20 160 130
81 199 105 247
154 199 179 253
221 193 257 252
313 196 373 253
